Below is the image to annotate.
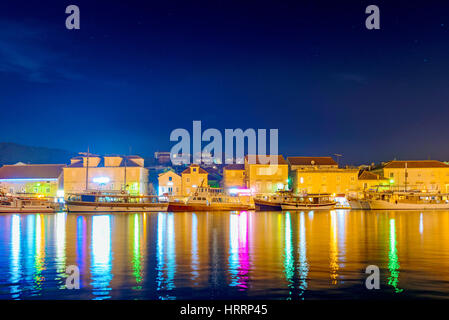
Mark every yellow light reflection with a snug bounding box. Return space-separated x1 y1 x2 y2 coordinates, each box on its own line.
34 214 45 291
329 211 338 285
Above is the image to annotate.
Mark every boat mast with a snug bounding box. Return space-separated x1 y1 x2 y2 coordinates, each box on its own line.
86 146 89 191
404 161 408 191
124 155 127 191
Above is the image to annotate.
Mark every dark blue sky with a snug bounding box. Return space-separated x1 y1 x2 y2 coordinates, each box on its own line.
0 0 448 164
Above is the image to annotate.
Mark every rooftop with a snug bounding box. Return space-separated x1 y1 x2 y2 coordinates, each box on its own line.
384 160 449 169
182 164 209 174
244 155 287 165
68 155 144 168
0 164 66 180
224 164 245 170
288 156 337 166
358 171 385 180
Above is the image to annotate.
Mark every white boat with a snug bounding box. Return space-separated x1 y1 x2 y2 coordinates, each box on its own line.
0 196 60 213
66 192 168 213
355 191 449 210
168 187 250 211
348 199 371 210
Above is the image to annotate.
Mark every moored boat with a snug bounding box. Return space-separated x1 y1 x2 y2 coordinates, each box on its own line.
254 192 336 211
168 187 249 211
66 192 168 212
362 191 449 210
0 195 60 213
281 194 336 210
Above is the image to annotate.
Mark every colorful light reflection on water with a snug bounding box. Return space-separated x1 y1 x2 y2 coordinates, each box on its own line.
1 210 449 299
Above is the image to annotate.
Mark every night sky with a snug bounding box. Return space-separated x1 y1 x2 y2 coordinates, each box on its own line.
1 0 448 165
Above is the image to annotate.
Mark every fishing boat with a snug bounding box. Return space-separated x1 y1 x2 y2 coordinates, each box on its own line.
0 195 61 213
280 194 337 210
65 192 168 212
168 187 249 211
356 190 449 210
254 192 336 211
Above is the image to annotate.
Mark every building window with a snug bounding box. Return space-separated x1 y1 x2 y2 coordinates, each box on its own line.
169 176 172 181
390 173 394 178
193 168 197 172
300 177 304 184
187 178 190 182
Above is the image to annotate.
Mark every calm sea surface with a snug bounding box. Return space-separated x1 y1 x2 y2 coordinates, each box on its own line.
1 210 449 300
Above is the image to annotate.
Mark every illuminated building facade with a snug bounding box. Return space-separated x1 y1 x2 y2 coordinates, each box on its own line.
288 156 358 195
0 163 65 196
181 164 208 196
158 169 181 196
63 154 148 195
244 155 288 194
222 164 246 190
373 160 449 192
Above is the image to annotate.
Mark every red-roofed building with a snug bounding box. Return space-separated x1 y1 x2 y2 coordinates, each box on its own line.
287 156 337 169
287 156 358 195
181 164 208 196
373 160 449 192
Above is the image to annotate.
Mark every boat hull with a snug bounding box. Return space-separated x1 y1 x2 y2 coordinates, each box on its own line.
253 199 282 211
168 202 249 212
348 200 371 210
66 201 168 213
281 202 336 210
366 200 449 210
0 205 56 213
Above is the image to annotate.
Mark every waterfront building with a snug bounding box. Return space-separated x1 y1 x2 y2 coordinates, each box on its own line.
244 155 289 194
181 164 208 196
223 164 246 190
63 154 148 195
158 169 182 196
357 170 389 191
372 160 449 192
288 156 358 195
0 163 65 196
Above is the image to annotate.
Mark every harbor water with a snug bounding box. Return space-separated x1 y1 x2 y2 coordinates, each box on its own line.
1 210 449 300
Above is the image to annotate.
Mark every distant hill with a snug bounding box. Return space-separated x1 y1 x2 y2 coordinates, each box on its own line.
0 142 75 166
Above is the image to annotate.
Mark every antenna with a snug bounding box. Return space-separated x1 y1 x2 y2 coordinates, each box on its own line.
333 154 342 168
